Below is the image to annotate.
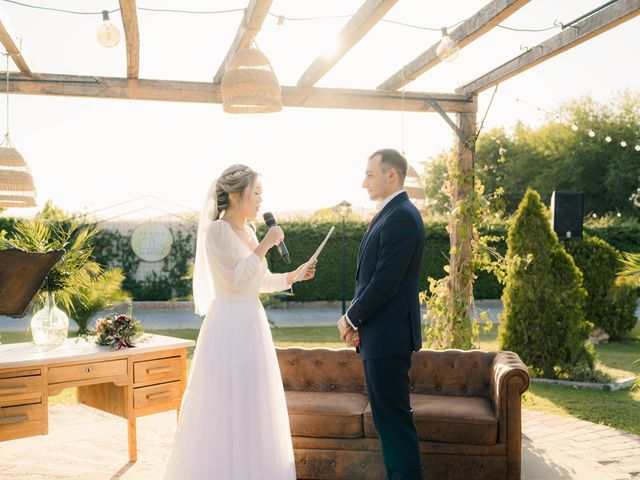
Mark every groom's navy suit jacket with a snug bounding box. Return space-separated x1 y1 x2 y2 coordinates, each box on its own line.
347 191 425 361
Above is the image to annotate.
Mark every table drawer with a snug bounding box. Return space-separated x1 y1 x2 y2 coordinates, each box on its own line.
0 403 44 441
134 381 181 410
0 375 42 407
134 356 181 385
48 359 127 385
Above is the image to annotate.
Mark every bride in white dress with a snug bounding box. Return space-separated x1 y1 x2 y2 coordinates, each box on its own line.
162 165 316 479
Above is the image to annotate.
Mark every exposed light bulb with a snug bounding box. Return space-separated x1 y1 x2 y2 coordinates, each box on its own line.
635 145 640 152
571 124 579 132
605 136 612 142
436 27 459 63
592 213 597 218
97 10 120 48
588 129 595 137
620 140 627 148
617 212 622 218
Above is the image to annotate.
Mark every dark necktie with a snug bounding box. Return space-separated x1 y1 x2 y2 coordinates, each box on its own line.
367 211 380 231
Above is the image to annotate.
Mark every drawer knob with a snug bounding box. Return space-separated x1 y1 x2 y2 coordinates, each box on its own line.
147 366 171 375
0 414 28 425
85 367 92 374
0 386 28 396
147 391 172 401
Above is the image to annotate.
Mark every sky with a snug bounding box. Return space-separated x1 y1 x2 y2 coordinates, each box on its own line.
1 0 639 219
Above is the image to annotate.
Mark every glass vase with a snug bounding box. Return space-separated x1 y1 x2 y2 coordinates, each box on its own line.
30 292 69 346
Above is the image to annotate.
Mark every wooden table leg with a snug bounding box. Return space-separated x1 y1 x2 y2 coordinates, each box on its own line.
126 356 137 463
128 414 137 463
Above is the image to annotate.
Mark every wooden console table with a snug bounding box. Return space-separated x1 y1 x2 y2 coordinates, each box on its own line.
0 334 195 462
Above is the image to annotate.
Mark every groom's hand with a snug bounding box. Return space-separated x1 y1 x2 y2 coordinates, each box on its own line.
337 316 351 340
337 316 360 347
345 330 360 347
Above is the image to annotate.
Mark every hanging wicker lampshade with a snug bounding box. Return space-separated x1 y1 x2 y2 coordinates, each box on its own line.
0 146 37 208
221 45 282 114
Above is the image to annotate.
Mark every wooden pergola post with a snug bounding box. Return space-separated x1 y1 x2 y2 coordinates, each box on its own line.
447 97 478 344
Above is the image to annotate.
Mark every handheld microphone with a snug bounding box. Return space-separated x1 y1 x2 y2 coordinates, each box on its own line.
263 212 291 264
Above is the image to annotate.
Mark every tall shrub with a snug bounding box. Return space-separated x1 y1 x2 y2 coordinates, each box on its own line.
499 189 594 378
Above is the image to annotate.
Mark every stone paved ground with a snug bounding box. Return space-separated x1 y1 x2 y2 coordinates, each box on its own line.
522 410 640 480
0 404 638 479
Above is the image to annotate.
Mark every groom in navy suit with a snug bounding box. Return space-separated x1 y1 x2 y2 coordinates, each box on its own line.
337 149 424 480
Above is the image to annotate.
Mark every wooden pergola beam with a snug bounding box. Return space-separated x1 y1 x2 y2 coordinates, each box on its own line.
118 0 140 79
0 3 32 75
378 0 529 91
5 73 477 113
213 0 273 84
458 0 640 95
297 0 399 88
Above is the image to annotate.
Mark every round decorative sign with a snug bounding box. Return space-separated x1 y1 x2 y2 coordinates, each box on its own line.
130 222 173 262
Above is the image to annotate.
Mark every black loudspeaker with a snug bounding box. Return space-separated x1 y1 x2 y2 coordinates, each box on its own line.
550 191 584 240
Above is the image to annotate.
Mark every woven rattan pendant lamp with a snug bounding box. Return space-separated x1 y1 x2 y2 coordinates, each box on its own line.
0 54 36 208
221 40 282 114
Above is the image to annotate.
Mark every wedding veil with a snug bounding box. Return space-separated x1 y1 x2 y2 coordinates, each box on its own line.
192 179 218 316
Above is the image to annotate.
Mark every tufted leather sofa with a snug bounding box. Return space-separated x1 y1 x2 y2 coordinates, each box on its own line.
277 347 530 480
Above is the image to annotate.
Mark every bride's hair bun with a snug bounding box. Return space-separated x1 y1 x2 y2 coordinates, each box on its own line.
214 164 259 220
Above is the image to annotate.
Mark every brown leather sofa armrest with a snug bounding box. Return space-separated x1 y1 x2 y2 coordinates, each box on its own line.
490 351 530 443
491 351 530 480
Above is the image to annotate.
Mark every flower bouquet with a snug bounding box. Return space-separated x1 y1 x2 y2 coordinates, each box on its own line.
93 305 145 350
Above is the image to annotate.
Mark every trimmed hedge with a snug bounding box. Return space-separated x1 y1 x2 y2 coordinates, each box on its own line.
2 217 640 303
259 220 508 302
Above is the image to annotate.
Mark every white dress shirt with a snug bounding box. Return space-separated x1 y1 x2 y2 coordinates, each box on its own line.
345 189 405 331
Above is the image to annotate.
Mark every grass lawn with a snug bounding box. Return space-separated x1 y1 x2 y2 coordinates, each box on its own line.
2 323 639 434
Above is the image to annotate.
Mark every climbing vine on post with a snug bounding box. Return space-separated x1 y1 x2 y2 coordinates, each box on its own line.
422 128 522 350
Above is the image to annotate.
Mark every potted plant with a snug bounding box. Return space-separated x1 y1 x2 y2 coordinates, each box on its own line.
0 220 100 346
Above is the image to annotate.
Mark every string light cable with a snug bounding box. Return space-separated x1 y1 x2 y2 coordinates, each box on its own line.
0 0 565 34
2 0 633 151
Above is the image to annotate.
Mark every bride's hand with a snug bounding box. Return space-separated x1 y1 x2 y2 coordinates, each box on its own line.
288 260 317 284
263 226 284 249
301 260 317 281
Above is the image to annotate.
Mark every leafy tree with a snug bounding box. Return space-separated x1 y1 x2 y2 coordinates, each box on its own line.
424 91 640 217
69 268 131 334
421 151 450 216
34 200 69 222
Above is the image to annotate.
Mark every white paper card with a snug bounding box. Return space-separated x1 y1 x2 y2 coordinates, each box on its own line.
294 226 335 282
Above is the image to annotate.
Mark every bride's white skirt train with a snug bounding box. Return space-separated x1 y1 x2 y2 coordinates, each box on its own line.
162 298 296 480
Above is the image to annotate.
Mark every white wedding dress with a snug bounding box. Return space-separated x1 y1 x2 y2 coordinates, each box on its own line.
162 220 296 479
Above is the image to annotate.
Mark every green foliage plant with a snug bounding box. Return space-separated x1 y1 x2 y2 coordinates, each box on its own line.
499 189 595 378
566 235 638 338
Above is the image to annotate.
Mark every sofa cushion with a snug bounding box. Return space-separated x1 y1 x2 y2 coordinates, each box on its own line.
278 348 365 393
286 391 369 439
364 394 498 445
410 350 495 398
